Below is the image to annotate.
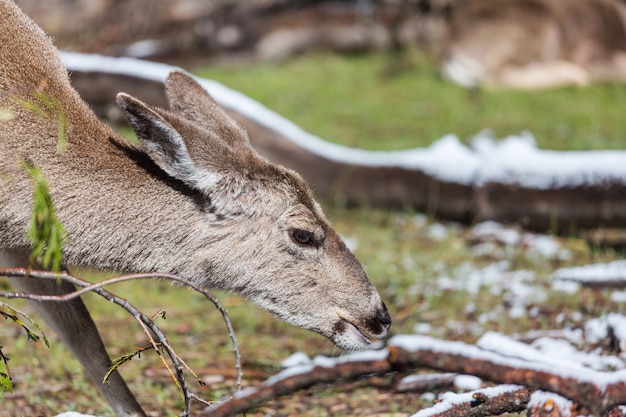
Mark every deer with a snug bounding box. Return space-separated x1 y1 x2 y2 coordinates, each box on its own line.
441 0 626 89
0 1 391 416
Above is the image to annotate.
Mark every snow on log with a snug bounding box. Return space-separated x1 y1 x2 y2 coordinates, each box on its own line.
389 334 626 415
552 260 626 288
526 391 574 417
395 373 457 393
62 52 626 231
411 384 529 417
201 350 391 417
197 330 626 416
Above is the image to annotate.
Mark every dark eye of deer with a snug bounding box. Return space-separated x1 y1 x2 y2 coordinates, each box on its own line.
291 229 316 247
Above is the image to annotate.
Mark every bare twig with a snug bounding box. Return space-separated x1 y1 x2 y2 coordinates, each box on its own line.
0 268 242 416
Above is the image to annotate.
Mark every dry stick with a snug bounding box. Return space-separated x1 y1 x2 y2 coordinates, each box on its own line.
412 385 530 417
201 356 392 417
0 268 242 415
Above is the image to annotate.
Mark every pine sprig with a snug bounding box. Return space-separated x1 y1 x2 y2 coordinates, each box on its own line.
22 160 66 272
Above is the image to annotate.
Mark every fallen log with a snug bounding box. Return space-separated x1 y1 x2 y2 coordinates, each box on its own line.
63 53 626 232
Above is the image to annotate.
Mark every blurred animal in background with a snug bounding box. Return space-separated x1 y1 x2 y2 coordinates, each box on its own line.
442 0 626 89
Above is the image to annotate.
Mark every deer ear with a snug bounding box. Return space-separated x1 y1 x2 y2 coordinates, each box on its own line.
164 71 252 151
116 92 219 192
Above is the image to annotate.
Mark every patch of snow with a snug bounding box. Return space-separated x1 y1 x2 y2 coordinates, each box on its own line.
528 391 572 417
420 391 436 403
551 279 581 294
453 374 482 390
414 322 433 334
469 221 570 261
470 221 521 246
412 213 428 227
475 133 626 189
532 337 625 371
469 241 505 258
280 352 311 368
262 349 388 386
523 234 562 259
124 39 163 58
478 331 625 372
262 363 315 386
390 334 626 387
552 260 626 284
411 384 525 417
585 313 626 351
508 304 527 319
611 291 626 303
426 223 449 241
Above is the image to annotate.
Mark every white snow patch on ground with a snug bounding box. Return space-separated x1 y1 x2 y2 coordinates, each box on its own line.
426 223 449 241
414 322 433 334
551 279 581 294
470 221 521 246
453 374 482 390
584 313 626 351
469 221 571 262
434 258 541 321
611 291 626 303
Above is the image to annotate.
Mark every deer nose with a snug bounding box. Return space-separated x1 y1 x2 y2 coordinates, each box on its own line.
378 307 392 333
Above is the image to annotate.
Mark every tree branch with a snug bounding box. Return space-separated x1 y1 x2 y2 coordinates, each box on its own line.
0 268 242 416
389 335 626 415
412 384 529 417
201 352 392 417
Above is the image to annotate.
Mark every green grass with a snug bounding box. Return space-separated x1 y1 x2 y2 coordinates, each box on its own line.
194 51 626 151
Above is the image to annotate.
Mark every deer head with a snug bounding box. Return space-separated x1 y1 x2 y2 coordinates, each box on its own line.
114 71 391 350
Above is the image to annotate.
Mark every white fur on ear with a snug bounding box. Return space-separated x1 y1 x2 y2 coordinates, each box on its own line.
116 92 220 193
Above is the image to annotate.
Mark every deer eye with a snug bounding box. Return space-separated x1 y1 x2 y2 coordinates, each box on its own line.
291 229 317 247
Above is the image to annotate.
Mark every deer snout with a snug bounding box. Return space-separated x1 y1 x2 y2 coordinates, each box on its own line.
377 307 392 336
369 305 391 339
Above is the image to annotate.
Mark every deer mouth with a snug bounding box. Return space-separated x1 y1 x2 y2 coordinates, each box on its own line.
344 321 372 346
333 309 390 351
